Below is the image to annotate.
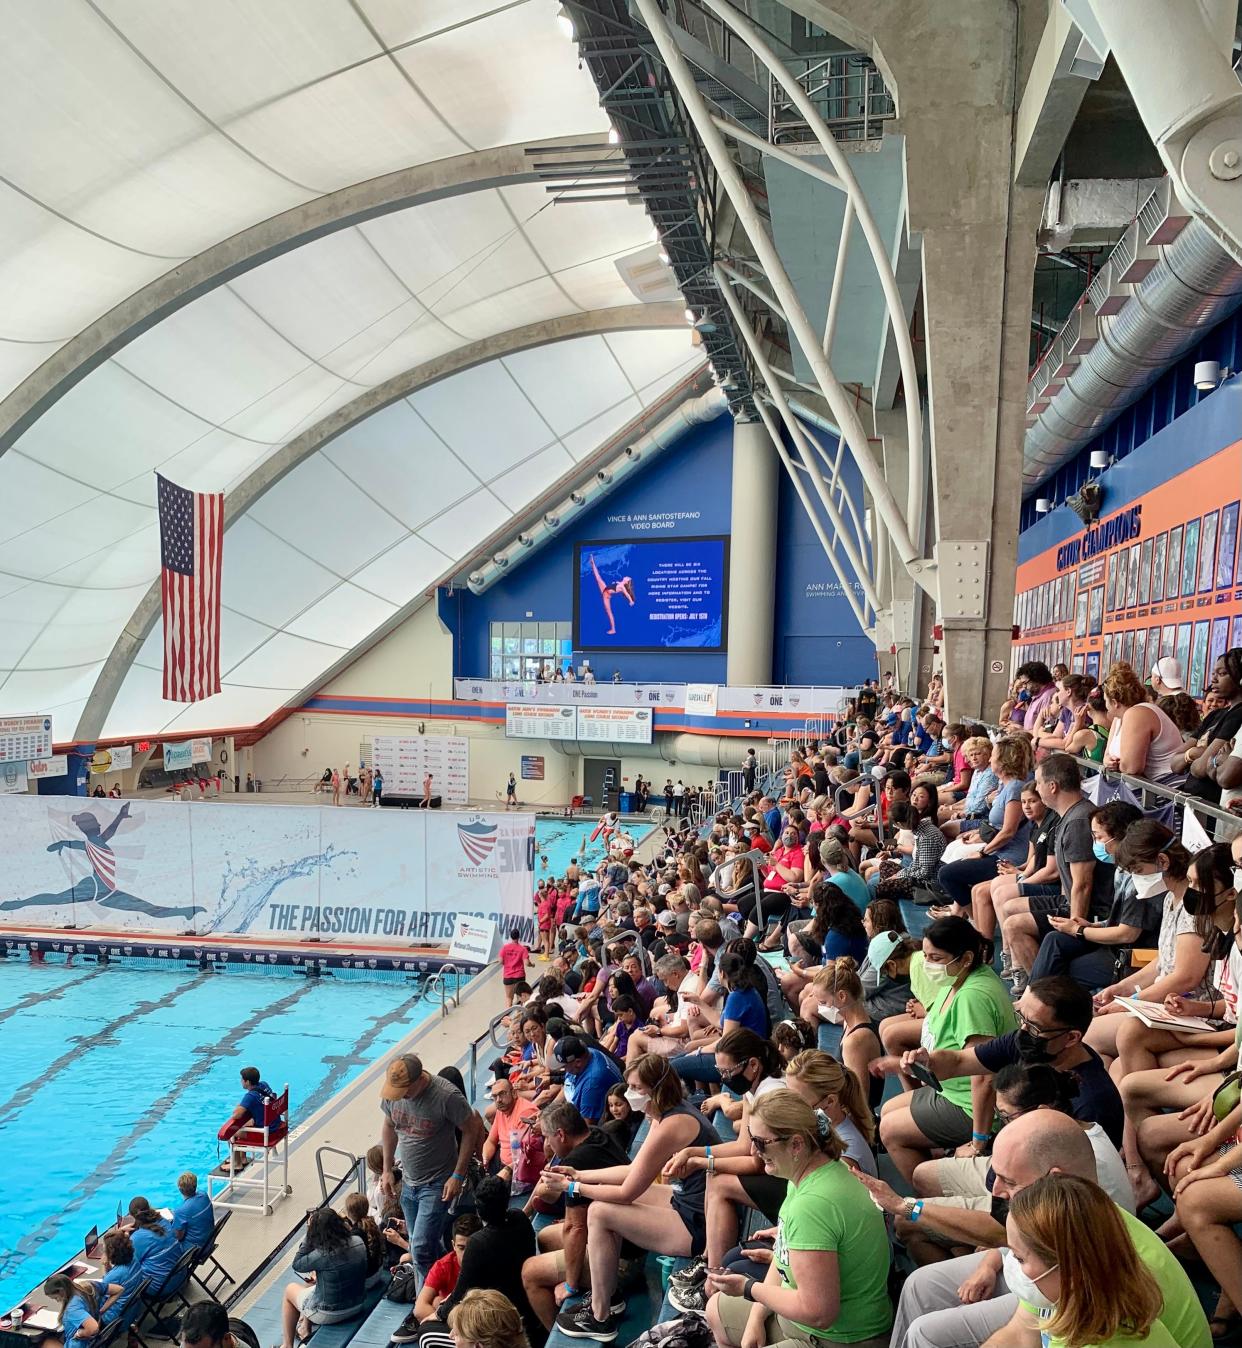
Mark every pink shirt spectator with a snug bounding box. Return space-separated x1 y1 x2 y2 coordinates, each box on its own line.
499 940 530 980
1022 684 1056 731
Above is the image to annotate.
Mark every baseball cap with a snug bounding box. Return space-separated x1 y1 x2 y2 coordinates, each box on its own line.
554 1035 587 1064
656 909 677 928
380 1054 423 1101
742 821 758 832
658 883 672 896
1151 656 1184 691
867 930 904 970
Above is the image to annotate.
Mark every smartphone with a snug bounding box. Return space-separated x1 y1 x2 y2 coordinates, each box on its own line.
907 1061 943 1094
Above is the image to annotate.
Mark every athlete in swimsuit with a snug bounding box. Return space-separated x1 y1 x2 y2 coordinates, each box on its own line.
589 554 636 636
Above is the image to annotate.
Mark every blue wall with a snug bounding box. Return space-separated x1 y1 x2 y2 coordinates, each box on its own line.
449 412 875 685
773 430 876 686
451 415 736 683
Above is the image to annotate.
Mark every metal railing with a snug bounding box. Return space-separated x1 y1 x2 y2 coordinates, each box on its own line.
770 55 895 145
315 1145 364 1205
426 963 463 1016
710 849 765 927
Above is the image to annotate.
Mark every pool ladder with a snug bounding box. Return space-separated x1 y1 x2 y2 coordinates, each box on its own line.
426 962 462 1016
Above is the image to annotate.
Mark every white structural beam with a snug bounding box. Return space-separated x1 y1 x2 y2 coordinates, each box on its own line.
699 0 928 537
632 0 931 595
715 264 879 619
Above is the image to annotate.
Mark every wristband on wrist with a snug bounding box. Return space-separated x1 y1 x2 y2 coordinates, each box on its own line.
705 1145 712 1160
562 1283 579 1297
972 1131 990 1142
742 1278 757 1303
451 1171 465 1182
908 1199 925 1223
567 1180 578 1198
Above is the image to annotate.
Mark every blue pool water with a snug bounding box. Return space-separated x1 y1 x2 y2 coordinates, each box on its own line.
534 815 653 879
0 958 448 1309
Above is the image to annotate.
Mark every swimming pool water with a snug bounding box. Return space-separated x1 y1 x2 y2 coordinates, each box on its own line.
0 957 447 1309
534 815 653 880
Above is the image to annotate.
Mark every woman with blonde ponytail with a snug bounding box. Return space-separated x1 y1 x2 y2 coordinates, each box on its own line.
783 1050 877 1175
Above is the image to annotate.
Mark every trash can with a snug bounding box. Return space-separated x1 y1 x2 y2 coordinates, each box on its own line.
618 791 634 814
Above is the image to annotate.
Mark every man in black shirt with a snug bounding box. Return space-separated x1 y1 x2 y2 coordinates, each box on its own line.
899 976 1124 1148
857 679 878 720
520 1100 630 1330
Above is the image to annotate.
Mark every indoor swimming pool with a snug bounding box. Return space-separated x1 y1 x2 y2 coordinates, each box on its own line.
0 956 450 1309
533 814 655 878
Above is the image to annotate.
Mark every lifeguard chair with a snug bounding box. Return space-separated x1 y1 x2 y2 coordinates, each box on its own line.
208 1084 292 1215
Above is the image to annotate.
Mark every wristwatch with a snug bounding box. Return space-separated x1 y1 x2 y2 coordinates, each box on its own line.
742 1278 758 1303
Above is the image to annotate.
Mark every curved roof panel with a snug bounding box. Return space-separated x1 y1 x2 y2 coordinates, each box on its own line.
0 0 707 743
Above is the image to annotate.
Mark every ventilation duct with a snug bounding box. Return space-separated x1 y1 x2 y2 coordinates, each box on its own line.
1024 179 1242 493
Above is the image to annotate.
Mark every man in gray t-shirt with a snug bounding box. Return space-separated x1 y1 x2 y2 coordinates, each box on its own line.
379 1053 482 1277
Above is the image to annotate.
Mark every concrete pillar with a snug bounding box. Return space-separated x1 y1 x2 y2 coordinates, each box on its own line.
873 409 922 695
793 0 1047 720
726 418 779 685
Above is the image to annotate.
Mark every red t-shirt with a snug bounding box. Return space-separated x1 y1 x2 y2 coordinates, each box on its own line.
499 941 529 980
425 1250 460 1299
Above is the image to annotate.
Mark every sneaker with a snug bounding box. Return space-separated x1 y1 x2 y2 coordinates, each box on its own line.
667 1278 709 1316
668 1257 708 1294
555 1302 618 1341
390 1311 422 1344
1009 969 1029 997
999 949 1014 978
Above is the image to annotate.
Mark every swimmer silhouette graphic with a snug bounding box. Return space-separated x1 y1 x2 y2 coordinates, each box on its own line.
0 802 205 922
589 552 636 636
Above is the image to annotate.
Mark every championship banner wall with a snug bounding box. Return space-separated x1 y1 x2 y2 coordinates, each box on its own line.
455 678 683 708
371 735 469 803
0 796 535 954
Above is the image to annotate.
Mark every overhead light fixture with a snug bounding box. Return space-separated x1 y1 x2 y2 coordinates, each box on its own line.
608 124 620 145
683 306 697 324
693 316 717 333
1089 449 1110 470
556 5 575 39
1035 497 1052 514
1194 359 1221 390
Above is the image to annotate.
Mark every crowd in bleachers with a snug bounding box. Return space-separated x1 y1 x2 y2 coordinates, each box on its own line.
41 651 1237 1348
345 650 1242 1348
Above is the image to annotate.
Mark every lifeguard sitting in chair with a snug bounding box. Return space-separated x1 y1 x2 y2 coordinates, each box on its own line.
217 1067 277 1174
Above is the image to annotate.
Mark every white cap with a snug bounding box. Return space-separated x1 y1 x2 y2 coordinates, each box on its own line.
1151 657 1184 691
656 909 677 926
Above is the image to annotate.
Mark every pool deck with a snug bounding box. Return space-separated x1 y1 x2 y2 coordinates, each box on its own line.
0 923 474 975
220 960 506 1315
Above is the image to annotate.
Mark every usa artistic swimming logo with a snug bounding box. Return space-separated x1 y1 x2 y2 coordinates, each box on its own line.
458 820 498 865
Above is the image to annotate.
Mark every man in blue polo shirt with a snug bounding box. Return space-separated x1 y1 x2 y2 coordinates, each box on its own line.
555 1035 621 1125
172 1172 216 1250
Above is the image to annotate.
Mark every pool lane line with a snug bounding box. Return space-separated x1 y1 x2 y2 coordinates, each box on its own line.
11 976 321 1266
0 963 112 1027
296 984 432 1124
0 970 215 1128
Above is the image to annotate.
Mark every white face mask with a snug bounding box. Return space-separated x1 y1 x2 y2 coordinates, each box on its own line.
624 1088 650 1113
818 1003 843 1025
1001 1248 1058 1312
922 958 957 987
1131 870 1167 900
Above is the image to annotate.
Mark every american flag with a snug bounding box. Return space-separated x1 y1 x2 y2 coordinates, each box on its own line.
157 473 223 702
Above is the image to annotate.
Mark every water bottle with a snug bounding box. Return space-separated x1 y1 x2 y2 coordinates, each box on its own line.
510 1128 521 1170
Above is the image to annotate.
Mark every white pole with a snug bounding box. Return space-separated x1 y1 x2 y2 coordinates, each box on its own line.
632 0 930 589
699 0 928 533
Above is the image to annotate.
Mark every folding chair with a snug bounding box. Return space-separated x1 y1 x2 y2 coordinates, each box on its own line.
139 1247 198 1338
188 1211 234 1298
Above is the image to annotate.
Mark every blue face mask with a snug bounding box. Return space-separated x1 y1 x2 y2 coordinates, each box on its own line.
1092 841 1112 863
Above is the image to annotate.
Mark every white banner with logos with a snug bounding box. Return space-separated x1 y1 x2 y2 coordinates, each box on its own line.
28 754 68 780
684 683 719 716
0 797 535 951
110 745 133 771
0 714 53 765
448 914 500 964
457 678 682 708
190 737 212 765
163 741 193 770
715 686 856 715
371 735 469 804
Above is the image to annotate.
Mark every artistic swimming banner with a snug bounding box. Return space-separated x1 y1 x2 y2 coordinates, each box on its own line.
0 797 536 953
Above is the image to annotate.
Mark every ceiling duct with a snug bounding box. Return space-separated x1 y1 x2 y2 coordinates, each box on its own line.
1024 179 1242 493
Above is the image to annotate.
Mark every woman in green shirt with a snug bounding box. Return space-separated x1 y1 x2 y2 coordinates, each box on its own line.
875 916 1017 1182
703 1089 890 1348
